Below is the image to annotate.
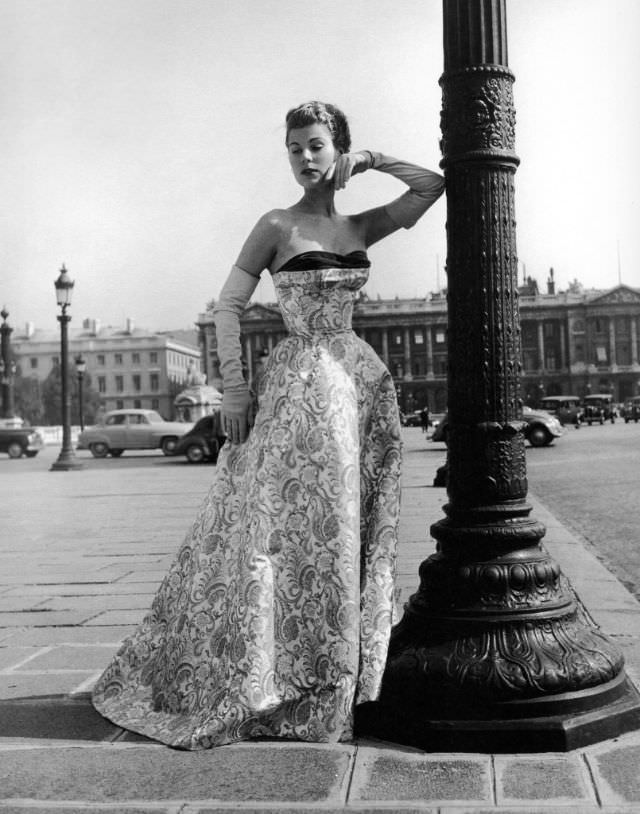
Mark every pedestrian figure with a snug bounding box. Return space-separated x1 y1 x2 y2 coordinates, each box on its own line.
92 101 444 749
420 405 430 433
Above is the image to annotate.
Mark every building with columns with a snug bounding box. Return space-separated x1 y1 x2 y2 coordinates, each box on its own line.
197 277 640 414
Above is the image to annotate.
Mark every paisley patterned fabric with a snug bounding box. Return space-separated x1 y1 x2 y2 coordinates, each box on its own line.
92 256 402 749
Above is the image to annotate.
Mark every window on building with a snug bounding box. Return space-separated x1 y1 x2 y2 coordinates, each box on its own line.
132 352 140 364
150 351 158 364
97 376 106 393
618 343 631 366
116 399 124 410
115 375 124 392
573 342 584 363
133 399 142 409
150 373 159 391
114 353 123 365
435 330 446 344
97 354 105 366
394 333 402 346
545 351 557 371
434 357 448 376
133 374 141 392
523 350 538 371
30 357 38 369
595 345 608 364
52 356 60 367
413 330 424 345
151 398 160 410
572 320 585 334
544 322 555 339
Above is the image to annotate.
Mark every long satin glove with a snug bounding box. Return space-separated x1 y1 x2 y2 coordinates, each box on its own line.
366 151 445 228
212 265 260 444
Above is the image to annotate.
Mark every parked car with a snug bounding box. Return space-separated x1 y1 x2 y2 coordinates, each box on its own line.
400 410 424 428
77 409 193 458
582 394 617 425
539 395 583 426
0 426 45 458
175 413 226 463
431 407 563 448
621 395 640 423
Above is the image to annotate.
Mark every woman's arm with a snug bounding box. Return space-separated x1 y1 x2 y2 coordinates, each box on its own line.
212 213 279 444
335 151 445 247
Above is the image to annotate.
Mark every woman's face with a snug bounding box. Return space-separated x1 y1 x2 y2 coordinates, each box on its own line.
286 122 339 188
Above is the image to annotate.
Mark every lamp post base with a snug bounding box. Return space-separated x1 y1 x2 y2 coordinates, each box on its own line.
50 450 85 471
356 674 640 752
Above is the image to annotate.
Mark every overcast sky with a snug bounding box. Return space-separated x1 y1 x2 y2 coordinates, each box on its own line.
2 0 639 334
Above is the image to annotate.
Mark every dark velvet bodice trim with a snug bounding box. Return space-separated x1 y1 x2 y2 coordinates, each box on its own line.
274 250 370 274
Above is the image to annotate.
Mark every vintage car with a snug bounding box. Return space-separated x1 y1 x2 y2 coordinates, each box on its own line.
539 395 584 426
175 413 227 463
582 393 617 425
0 426 45 458
621 395 640 423
431 407 563 447
77 409 192 457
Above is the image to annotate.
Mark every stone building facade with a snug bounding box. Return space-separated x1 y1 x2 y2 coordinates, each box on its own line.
197 279 640 414
11 318 201 419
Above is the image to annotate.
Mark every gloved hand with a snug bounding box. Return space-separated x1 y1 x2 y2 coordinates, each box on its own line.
221 384 254 445
328 152 372 190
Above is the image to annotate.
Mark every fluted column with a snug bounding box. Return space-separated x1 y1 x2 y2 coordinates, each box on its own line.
537 322 546 372
381 329 389 366
361 0 640 752
425 326 434 378
609 319 617 368
403 327 412 379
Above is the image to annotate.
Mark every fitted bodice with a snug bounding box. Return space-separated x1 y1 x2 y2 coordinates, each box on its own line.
272 251 370 338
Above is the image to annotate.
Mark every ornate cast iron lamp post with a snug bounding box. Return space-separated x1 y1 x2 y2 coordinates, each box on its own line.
0 308 17 423
364 0 640 751
75 353 86 431
50 266 84 471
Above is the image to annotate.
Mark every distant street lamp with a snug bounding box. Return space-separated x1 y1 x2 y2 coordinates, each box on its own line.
50 266 84 471
0 307 17 422
75 353 86 431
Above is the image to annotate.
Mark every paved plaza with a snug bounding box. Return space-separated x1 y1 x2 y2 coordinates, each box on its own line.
1 430 640 811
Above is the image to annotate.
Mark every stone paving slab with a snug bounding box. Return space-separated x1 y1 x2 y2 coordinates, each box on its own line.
494 754 596 807
0 696 119 741
349 745 492 806
0 744 353 805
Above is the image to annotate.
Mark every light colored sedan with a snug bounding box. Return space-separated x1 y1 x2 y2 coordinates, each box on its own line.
77 409 193 458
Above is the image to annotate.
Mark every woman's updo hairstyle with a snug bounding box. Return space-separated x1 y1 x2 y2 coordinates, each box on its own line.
285 101 351 154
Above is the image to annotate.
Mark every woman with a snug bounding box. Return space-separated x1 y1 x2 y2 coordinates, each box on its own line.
92 101 444 749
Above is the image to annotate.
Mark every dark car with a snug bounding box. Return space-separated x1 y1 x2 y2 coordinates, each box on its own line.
582 394 616 425
622 395 640 423
175 413 226 463
539 395 583 426
431 407 563 448
0 425 45 458
400 410 424 428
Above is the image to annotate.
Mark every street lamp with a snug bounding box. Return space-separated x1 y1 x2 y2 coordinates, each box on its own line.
50 265 84 471
0 307 17 423
75 353 86 431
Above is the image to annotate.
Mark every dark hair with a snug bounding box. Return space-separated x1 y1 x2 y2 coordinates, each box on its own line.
285 101 351 154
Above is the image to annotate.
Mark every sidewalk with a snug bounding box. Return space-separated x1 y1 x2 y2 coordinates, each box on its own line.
1 430 639 812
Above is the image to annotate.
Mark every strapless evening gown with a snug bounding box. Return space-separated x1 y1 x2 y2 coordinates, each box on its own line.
92 251 402 748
